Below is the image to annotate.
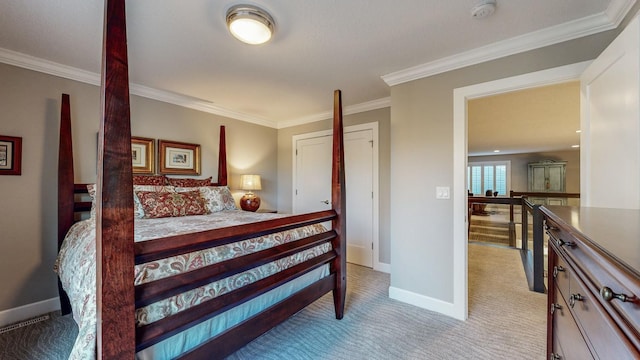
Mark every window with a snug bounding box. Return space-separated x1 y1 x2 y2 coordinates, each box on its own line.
468 161 511 196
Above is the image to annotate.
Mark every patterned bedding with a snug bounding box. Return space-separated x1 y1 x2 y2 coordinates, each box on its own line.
55 210 330 360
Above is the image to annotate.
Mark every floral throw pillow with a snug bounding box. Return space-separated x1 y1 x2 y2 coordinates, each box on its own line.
216 186 237 210
133 185 175 218
133 175 168 186
136 190 208 218
166 176 213 187
176 186 235 212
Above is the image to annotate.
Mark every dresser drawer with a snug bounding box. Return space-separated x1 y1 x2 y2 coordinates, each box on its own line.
558 232 640 350
545 217 575 249
551 290 594 360
568 263 640 358
551 248 570 300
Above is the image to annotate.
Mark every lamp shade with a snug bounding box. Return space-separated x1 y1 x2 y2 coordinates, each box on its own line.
240 174 262 191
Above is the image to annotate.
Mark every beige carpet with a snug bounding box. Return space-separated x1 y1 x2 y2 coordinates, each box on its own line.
0 244 546 359
229 244 547 359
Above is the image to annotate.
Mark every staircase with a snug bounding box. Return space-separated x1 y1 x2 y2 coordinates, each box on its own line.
469 218 511 246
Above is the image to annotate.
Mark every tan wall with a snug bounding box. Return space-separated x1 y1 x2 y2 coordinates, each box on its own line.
390 30 617 302
0 63 277 312
277 108 391 264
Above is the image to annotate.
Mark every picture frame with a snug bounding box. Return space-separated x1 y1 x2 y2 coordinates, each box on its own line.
158 140 201 175
0 135 22 175
131 136 155 174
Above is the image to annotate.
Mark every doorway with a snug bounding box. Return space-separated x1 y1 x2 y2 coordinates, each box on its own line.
451 61 591 319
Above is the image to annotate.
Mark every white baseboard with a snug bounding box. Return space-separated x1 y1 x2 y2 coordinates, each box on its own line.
374 262 391 274
0 298 61 328
389 286 465 321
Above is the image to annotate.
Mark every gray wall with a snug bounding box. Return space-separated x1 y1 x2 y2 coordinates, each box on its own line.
277 108 391 265
0 62 277 312
389 30 617 303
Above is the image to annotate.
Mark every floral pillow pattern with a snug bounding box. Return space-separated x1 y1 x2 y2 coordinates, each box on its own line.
217 186 237 210
133 185 175 218
166 176 212 187
86 184 96 218
176 186 235 212
136 190 208 218
133 175 167 186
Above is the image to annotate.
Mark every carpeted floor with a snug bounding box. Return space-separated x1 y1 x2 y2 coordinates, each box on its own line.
0 243 546 359
228 243 547 359
0 311 77 360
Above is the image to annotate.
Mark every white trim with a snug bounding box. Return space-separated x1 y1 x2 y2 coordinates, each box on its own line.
375 262 391 274
279 98 391 129
0 47 278 127
0 46 388 129
0 298 60 328
382 1 632 87
292 123 382 270
452 61 590 321
389 286 464 321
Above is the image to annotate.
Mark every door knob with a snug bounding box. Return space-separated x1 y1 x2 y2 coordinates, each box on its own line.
321 200 329 204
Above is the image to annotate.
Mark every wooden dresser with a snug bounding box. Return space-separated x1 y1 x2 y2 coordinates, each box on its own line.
542 206 640 359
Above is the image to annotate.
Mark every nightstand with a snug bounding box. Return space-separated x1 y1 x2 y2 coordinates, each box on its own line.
256 209 277 213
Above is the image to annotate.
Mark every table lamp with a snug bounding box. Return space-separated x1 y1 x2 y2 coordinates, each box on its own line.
240 174 262 211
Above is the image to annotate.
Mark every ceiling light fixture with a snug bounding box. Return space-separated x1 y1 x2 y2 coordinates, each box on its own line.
471 0 497 19
226 4 275 45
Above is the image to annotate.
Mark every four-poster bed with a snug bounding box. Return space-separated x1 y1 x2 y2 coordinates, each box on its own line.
55 0 346 358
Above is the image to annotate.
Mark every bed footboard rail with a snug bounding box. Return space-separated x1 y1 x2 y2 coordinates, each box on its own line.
133 210 339 354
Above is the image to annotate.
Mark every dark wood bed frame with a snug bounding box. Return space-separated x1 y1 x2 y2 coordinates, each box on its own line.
56 1 346 358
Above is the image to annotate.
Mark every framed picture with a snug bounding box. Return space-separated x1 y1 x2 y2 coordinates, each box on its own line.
0 135 22 175
158 140 201 175
131 136 155 174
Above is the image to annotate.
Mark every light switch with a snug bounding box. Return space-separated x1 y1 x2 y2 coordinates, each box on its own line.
436 186 450 199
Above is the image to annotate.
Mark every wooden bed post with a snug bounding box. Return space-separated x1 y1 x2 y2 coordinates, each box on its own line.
218 126 228 186
331 89 347 319
97 0 135 358
57 93 73 316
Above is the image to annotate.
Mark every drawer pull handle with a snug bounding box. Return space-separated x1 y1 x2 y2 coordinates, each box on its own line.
552 265 565 279
556 238 575 248
550 303 562 315
569 293 583 308
550 353 561 360
545 224 558 231
600 286 629 303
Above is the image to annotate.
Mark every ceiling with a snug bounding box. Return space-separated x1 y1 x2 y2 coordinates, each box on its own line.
468 81 580 156
0 1 636 152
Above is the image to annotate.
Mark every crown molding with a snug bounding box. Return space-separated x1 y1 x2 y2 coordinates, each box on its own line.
0 47 278 128
277 97 391 129
0 48 100 85
382 1 634 86
2 0 633 128
606 0 637 25
129 83 278 128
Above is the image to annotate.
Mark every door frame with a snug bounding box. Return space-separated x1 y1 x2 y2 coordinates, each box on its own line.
292 122 382 271
451 61 591 320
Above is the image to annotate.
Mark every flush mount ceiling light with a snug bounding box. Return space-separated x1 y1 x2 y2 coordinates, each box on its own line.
226 4 275 45
471 0 497 19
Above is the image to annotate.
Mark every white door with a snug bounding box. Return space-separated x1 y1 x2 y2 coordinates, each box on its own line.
344 130 374 267
581 15 640 209
294 128 375 268
295 135 332 213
